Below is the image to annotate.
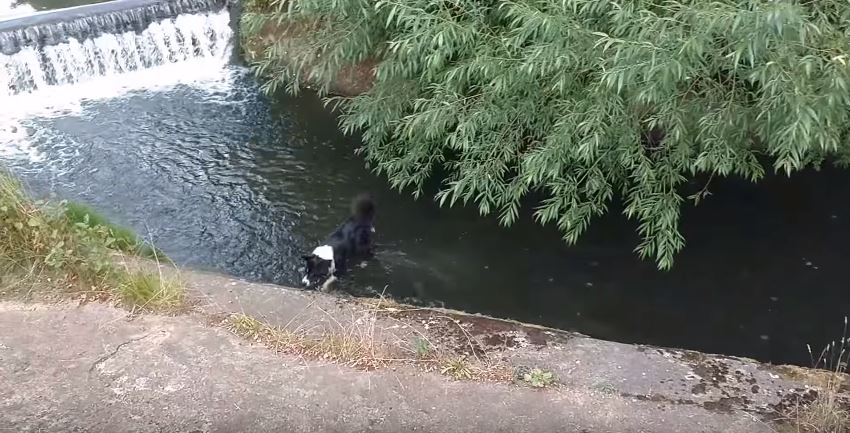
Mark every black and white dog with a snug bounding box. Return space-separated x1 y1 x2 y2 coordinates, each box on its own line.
301 194 376 290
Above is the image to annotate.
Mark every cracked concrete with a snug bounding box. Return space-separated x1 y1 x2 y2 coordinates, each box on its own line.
89 333 152 373
0 301 776 433
3 264 846 432
174 265 848 417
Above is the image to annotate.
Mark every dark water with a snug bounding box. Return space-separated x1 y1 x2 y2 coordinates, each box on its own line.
3 66 849 367
2 0 849 366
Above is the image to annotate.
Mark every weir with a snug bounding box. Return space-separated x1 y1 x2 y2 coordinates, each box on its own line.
0 0 234 96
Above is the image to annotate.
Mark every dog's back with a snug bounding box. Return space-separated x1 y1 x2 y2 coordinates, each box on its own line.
329 194 375 258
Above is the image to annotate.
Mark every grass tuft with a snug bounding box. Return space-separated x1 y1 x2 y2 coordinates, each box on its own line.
224 312 384 368
782 317 850 433
117 271 184 310
440 357 474 380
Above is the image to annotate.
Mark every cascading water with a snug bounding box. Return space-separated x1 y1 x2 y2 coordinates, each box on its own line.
0 0 34 19
0 0 232 96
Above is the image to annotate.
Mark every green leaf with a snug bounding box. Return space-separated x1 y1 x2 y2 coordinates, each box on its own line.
244 0 850 269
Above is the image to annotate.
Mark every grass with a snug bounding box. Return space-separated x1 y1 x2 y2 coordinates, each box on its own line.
117 271 184 311
223 300 515 383
0 170 182 311
440 357 474 380
780 318 850 433
224 312 385 369
64 202 168 262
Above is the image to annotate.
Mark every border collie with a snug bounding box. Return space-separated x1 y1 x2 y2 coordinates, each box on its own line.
301 194 376 291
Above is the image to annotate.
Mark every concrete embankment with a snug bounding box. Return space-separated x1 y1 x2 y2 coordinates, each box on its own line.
1 264 844 432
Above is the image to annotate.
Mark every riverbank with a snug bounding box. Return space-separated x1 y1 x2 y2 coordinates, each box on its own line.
3 260 847 432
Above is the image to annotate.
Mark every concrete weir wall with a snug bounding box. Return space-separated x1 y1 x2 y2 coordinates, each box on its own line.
0 0 210 33
0 0 233 55
185 269 845 415
2 262 843 432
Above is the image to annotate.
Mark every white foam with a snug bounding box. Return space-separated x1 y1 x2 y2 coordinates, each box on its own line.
0 9 234 162
0 0 35 19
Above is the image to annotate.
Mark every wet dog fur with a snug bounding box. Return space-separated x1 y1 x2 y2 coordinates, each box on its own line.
301 194 376 290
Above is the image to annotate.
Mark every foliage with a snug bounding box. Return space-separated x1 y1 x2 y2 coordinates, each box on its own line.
441 356 474 380
0 173 115 286
521 368 556 388
0 171 180 309
413 336 432 357
244 0 850 268
65 202 168 262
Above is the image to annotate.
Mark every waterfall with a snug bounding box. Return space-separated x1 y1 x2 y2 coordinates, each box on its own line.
0 0 233 96
0 0 35 19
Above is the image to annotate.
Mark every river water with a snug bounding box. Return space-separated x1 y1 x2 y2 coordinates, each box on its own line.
1 0 848 366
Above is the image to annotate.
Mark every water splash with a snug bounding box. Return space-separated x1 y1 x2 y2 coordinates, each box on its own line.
1 9 232 96
0 8 234 161
0 0 34 19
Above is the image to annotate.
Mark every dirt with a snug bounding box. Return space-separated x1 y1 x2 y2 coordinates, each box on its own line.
242 19 376 97
376 307 565 360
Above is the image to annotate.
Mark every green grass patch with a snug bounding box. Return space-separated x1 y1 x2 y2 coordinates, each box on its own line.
0 170 182 310
64 202 169 262
0 173 110 286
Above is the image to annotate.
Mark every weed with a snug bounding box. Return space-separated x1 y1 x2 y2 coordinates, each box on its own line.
520 368 556 388
223 312 384 369
227 313 269 341
783 317 850 433
593 381 617 394
413 337 431 358
65 202 168 261
0 172 113 287
0 170 182 310
441 357 474 380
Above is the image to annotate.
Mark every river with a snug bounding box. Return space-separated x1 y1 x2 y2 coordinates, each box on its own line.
1 0 848 366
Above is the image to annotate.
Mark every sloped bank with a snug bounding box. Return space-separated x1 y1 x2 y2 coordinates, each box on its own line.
134 261 848 430
241 17 375 96
3 260 847 431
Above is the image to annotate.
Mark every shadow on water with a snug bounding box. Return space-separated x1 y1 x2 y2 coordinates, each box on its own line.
3 62 850 366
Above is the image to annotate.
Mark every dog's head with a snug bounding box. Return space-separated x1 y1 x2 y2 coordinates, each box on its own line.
301 245 335 287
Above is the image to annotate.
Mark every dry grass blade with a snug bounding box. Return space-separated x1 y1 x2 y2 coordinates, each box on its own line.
223 312 387 369
118 271 184 311
782 317 850 433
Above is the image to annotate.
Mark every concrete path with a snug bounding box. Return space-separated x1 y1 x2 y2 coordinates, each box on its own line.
0 301 776 433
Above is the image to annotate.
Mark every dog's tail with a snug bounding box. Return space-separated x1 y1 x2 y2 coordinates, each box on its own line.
352 193 376 222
